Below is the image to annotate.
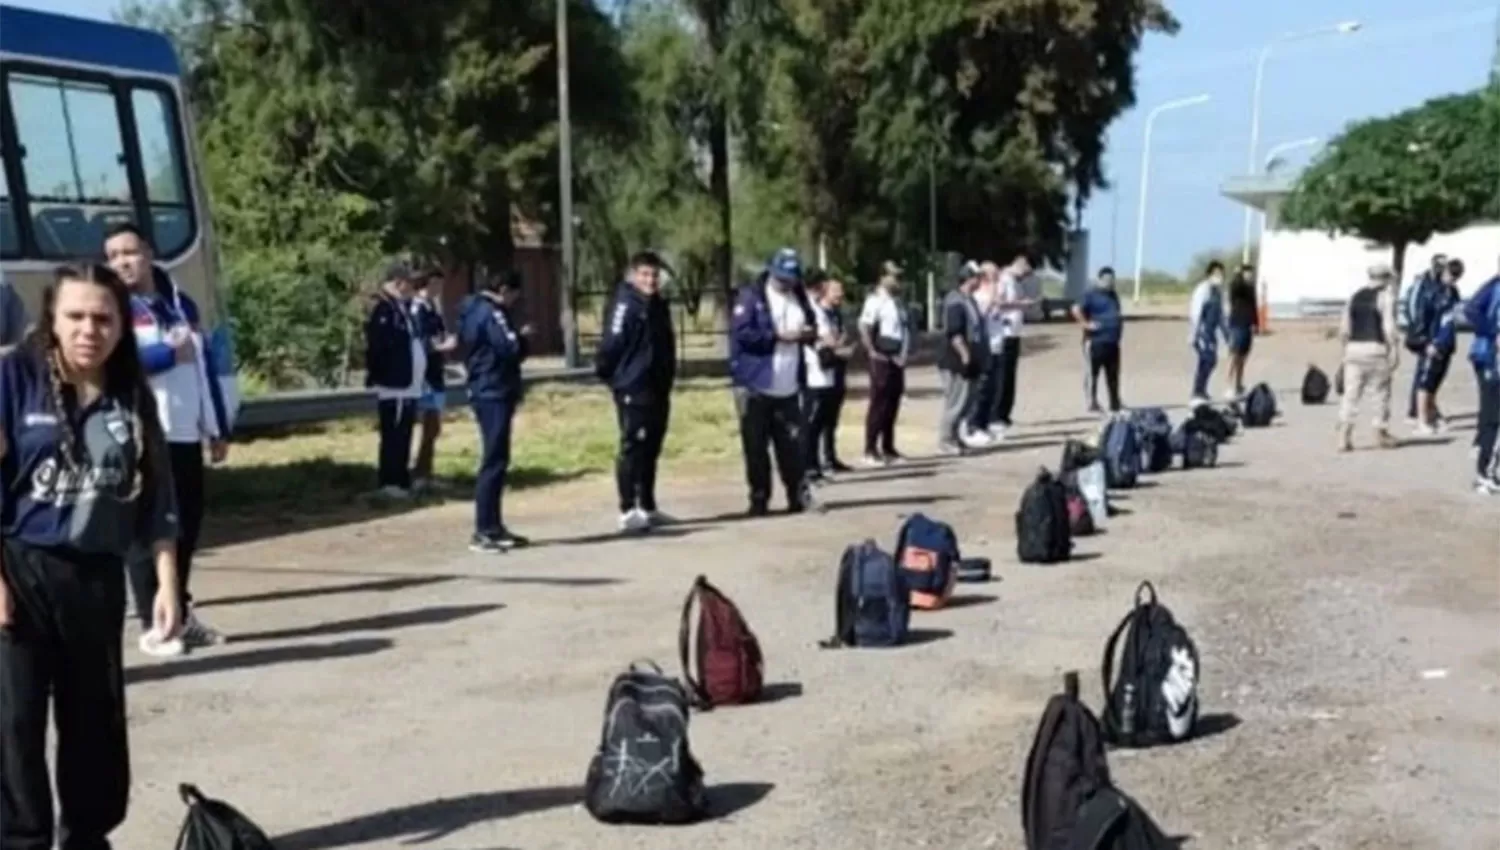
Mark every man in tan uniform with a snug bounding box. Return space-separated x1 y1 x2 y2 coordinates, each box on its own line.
1338 264 1401 451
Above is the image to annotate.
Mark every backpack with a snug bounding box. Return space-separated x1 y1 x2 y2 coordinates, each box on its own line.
1188 405 1235 443
1059 439 1099 476
1301 364 1330 405
1016 468 1073 564
173 784 276 850
1021 672 1179 850
1072 459 1110 527
1101 582 1201 749
1170 423 1218 470
894 513 961 610
1241 382 1276 427
1100 418 1140 489
1129 408 1173 473
677 576 764 709
823 540 910 648
583 660 707 824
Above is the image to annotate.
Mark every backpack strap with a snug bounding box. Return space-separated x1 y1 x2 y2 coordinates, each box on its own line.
1022 671 1080 845
1134 581 1157 608
178 783 206 806
818 544 860 649
1067 787 1130 850
1099 608 1137 734
677 576 714 710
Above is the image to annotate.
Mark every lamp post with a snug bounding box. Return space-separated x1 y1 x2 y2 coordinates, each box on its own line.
1132 94 1211 303
1242 20 1361 263
557 0 579 368
927 151 937 331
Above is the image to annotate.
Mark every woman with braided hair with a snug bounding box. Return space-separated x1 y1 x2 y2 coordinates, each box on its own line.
0 263 182 850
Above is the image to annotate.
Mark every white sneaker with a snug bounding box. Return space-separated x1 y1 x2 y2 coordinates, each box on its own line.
181 607 224 648
1190 395 1212 408
861 453 885 468
1474 476 1500 496
1224 389 1241 401
376 485 412 500
987 424 1008 441
960 429 993 449
139 629 186 658
1413 423 1437 438
619 509 650 533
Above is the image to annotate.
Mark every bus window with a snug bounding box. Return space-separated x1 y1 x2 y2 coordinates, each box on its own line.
130 87 193 257
7 72 134 259
0 152 16 257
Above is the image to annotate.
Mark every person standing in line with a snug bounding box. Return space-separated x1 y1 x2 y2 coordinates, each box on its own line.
813 276 854 474
596 251 677 533
1187 261 1227 406
1463 263 1500 493
1224 264 1259 399
858 261 910 466
103 223 231 656
1336 264 1401 452
937 261 988 455
364 260 426 499
458 271 532 552
0 264 182 850
729 248 818 516
0 268 26 354
1403 254 1446 422
410 269 457 493
1072 266 1125 414
989 253 1035 435
966 262 1007 441
1410 258 1464 435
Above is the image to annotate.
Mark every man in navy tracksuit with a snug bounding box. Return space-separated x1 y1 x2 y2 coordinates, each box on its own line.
730 248 818 516
596 251 677 534
1407 258 1463 433
458 271 531 552
1464 269 1500 494
364 260 426 497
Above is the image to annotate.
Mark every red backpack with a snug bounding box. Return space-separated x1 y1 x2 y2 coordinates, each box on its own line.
677 576 764 709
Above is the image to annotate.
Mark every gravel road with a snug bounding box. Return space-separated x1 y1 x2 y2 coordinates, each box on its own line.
113 316 1499 850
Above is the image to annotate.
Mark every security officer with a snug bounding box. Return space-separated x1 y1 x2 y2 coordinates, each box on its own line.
457 270 531 553
596 251 678 533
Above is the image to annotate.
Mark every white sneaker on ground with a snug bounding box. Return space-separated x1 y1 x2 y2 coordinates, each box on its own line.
376 485 412 500
1474 475 1500 496
959 429 993 449
1413 423 1437 438
1224 389 1241 401
619 509 650 533
1189 396 1212 408
138 628 186 658
987 424 1008 441
861 453 885 468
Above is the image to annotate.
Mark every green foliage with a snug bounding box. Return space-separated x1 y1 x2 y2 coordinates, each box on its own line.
1282 90 1500 277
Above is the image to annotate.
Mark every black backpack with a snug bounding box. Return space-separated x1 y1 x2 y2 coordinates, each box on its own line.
1169 422 1218 470
1188 405 1236 443
1241 382 1277 427
1021 672 1179 850
1129 408 1173 473
1301 365 1330 404
1101 583 1201 749
1016 468 1073 564
583 660 707 824
174 784 276 850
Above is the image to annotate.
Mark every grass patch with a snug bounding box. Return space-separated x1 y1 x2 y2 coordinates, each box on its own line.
208 378 742 526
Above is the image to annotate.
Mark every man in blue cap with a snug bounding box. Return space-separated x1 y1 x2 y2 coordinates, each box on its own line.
729 248 819 516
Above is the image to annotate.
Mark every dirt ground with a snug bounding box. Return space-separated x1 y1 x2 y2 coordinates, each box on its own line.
115 316 1499 850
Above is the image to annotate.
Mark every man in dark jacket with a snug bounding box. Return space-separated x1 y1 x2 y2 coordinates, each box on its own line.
364 259 426 498
729 248 819 516
1411 258 1464 434
596 251 678 533
457 270 531 552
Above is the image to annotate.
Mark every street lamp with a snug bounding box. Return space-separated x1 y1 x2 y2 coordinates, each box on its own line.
557 0 579 368
1242 20 1360 262
1132 93 1212 303
1263 136 1322 172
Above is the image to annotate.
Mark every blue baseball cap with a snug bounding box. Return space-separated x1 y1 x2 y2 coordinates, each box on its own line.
767 248 803 283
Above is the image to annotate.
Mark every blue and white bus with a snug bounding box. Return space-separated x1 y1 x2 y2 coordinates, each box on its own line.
0 3 227 326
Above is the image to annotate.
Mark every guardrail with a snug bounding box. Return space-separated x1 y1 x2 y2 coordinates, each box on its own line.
236 366 596 429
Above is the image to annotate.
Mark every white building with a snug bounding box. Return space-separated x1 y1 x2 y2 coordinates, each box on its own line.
1221 173 1500 317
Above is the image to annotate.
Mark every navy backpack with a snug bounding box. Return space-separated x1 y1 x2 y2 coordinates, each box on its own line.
894 513 960 610
1129 408 1173 473
1101 418 1141 489
822 540 910 648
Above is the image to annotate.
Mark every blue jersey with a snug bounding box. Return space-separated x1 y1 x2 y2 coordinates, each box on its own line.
0 349 178 553
1077 287 1123 345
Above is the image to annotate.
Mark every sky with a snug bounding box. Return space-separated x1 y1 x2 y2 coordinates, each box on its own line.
23 0 1500 278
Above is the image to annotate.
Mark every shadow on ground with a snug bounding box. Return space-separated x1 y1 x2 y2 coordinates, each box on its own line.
126 637 394 686
273 782 775 850
202 461 588 550
193 570 622 611
228 603 502 644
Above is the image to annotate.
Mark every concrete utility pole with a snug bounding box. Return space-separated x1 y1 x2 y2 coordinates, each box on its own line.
557 0 579 368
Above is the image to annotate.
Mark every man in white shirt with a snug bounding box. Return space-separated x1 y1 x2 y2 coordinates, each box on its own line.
989 253 1035 432
857 260 911 466
729 248 819 516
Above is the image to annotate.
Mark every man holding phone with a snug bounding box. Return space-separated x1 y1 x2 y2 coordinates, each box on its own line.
729 248 819 516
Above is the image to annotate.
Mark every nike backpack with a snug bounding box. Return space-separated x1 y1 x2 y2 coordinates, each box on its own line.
1100 417 1140 489
677 575 764 709
1301 364 1330 405
173 784 277 850
584 660 708 824
1100 582 1201 749
823 540 911 648
894 513 961 610
1241 382 1277 427
1016 468 1073 564
1021 672 1179 850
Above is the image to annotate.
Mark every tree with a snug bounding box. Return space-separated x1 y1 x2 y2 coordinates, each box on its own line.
1282 90 1500 279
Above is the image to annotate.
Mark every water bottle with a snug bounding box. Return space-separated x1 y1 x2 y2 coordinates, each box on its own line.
1120 682 1137 738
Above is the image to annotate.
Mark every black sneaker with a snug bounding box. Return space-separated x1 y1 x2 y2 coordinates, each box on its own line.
494 528 531 550
469 533 506 554
828 460 854 473
747 501 769 518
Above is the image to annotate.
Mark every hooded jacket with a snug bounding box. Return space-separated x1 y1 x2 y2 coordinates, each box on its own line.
595 281 677 402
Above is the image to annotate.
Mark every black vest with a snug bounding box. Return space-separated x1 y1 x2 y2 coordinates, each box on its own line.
1347 287 1387 344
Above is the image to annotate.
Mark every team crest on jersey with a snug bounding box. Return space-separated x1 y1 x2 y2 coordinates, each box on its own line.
105 416 131 446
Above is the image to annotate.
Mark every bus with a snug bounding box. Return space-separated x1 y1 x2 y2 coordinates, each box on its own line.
0 3 227 328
